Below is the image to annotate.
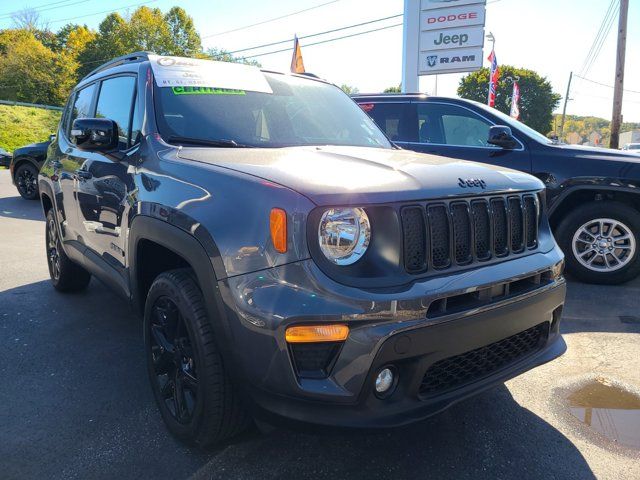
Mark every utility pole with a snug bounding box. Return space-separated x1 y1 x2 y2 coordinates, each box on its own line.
401 0 420 93
610 0 628 150
559 71 573 141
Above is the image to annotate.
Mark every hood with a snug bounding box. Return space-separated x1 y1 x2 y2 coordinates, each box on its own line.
551 143 640 161
178 145 543 205
14 141 50 155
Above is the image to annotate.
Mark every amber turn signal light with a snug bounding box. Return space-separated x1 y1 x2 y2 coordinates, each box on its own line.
270 208 287 253
285 324 349 343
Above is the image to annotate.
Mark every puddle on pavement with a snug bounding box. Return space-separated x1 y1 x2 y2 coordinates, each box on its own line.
568 378 640 449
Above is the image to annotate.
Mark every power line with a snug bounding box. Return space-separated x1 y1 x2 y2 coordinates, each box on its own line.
212 0 505 55
579 0 616 74
0 0 89 18
239 22 403 60
575 74 640 95
202 0 343 39
579 0 618 77
582 5 618 77
216 14 403 57
46 0 157 25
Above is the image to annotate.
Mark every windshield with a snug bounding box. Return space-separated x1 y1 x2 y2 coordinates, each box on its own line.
153 72 392 149
627 144 640 150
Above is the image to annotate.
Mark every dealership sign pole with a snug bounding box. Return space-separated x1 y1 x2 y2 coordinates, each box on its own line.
402 0 487 93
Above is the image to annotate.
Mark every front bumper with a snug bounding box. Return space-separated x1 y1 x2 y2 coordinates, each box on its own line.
218 246 566 428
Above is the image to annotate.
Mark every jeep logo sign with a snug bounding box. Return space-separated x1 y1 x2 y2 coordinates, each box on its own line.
420 25 484 52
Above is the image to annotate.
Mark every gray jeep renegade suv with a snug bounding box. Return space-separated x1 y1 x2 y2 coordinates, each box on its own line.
38 52 566 447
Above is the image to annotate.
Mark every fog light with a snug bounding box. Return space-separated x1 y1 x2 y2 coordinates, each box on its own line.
375 367 395 395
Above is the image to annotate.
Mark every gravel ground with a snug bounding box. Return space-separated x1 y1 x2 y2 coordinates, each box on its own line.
0 170 638 479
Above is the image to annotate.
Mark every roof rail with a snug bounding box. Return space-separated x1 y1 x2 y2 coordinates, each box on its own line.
82 51 155 81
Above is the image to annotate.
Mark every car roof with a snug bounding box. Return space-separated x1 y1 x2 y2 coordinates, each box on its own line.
76 51 332 91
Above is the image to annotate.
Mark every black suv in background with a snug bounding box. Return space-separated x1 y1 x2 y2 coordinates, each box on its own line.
354 94 640 285
39 52 566 447
9 140 51 199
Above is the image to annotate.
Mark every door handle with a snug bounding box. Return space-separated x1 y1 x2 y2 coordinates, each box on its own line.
75 169 93 179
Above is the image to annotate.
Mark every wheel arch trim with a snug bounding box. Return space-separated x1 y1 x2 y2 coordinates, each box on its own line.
128 214 240 375
549 184 640 218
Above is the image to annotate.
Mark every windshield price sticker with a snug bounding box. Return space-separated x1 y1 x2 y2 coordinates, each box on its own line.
149 55 272 94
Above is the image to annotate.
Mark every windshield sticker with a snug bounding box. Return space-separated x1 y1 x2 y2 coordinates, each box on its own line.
148 55 272 94
171 86 246 95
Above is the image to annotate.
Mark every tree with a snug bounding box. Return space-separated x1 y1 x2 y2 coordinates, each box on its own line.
164 7 201 56
340 84 359 94
384 85 401 93
0 29 76 105
123 7 173 53
11 8 48 32
76 7 205 77
458 66 561 134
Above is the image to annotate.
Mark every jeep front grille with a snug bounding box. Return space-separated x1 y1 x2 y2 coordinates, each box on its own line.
400 193 539 274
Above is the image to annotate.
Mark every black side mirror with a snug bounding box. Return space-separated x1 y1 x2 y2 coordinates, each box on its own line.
71 118 119 152
487 125 519 150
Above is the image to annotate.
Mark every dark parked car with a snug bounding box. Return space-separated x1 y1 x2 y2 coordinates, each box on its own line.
9 140 51 199
354 94 640 284
0 147 11 168
39 52 566 447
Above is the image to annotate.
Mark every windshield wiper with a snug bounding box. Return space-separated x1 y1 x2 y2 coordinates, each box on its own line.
167 135 250 148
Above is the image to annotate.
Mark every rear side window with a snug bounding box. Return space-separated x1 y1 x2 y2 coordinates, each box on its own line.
96 76 137 149
68 84 97 135
363 102 415 142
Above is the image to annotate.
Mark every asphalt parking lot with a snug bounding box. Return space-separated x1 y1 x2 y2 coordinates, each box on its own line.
1 169 639 480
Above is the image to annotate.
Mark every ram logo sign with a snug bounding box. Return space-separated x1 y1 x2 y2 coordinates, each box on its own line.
419 47 483 74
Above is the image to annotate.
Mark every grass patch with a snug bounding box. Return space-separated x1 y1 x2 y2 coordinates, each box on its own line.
0 104 61 153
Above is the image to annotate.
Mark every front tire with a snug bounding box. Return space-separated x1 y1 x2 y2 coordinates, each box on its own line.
45 209 91 292
144 269 250 447
556 201 640 284
15 163 39 200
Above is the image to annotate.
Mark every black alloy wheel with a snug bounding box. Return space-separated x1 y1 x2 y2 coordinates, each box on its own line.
16 164 39 200
46 212 61 281
44 209 91 291
149 296 199 424
144 269 250 446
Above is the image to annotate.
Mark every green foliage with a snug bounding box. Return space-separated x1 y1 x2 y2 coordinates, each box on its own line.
77 7 204 77
383 85 401 93
0 29 77 105
164 7 202 56
0 6 245 105
458 66 561 134
0 104 60 152
340 84 359 94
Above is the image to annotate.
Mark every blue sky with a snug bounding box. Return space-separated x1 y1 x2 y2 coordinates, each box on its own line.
2 0 639 122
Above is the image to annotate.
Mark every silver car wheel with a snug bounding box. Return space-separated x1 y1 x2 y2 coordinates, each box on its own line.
572 218 636 272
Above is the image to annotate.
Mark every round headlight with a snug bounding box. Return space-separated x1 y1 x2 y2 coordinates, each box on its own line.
318 207 370 265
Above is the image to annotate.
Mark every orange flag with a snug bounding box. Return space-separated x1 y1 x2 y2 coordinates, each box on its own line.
290 35 305 74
